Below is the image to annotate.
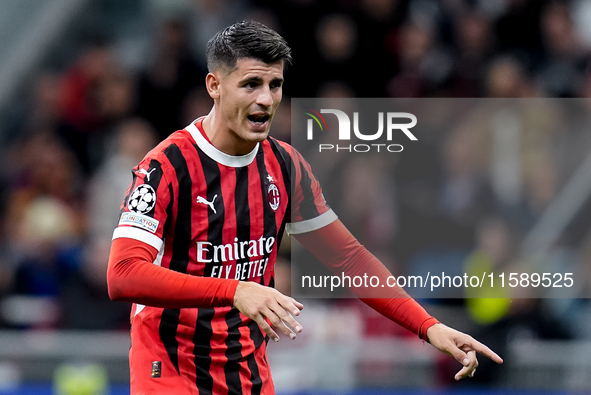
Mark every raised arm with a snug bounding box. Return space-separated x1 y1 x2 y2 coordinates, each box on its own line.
294 219 502 379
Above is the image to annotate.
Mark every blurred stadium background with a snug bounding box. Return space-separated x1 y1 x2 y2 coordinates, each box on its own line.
0 0 591 394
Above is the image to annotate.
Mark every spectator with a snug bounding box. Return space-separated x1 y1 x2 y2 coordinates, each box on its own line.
137 18 204 140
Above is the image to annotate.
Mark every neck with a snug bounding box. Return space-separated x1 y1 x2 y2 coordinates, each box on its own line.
202 108 258 156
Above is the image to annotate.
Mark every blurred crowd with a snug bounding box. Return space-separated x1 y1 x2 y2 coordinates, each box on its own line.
0 0 591 385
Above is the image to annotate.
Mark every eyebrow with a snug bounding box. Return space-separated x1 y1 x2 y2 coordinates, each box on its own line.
240 76 284 85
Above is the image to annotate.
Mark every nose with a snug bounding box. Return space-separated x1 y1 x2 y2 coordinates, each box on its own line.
256 86 273 108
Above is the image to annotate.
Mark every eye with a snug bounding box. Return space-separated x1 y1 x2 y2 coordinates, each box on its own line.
244 81 258 89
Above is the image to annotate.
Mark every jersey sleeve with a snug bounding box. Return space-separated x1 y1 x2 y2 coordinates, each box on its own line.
285 146 337 235
294 219 439 340
112 156 172 251
107 238 239 308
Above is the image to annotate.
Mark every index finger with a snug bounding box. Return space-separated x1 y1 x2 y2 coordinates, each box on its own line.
277 296 303 316
275 299 303 333
292 298 304 310
468 340 503 364
273 306 303 334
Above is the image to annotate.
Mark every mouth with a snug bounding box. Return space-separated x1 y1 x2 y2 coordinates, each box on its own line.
247 113 271 127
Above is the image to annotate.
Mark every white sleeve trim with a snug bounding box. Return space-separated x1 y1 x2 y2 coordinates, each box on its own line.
112 227 164 251
134 304 145 316
286 209 338 235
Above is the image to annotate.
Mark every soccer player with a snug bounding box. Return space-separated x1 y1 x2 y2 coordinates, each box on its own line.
107 20 502 395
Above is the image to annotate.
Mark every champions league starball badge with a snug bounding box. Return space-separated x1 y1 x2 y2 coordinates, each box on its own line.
128 184 157 214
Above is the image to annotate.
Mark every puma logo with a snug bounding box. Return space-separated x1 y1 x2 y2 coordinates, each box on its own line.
137 168 156 181
196 195 218 214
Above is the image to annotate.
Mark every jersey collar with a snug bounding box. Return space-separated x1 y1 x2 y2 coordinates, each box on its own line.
185 118 259 167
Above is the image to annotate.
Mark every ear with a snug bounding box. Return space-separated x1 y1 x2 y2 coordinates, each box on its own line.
205 72 221 100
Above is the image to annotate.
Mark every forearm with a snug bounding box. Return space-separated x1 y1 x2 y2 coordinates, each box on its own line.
295 220 438 339
107 238 239 308
344 246 439 340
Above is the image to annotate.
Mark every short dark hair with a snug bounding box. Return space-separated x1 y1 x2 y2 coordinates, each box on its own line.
206 20 292 73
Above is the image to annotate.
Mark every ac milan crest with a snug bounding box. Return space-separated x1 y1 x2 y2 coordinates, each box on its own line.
267 182 280 211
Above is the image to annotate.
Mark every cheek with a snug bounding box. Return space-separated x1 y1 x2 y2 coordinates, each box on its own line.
221 97 241 120
232 107 242 123
273 92 283 107
272 100 281 112
231 99 244 117
223 93 241 111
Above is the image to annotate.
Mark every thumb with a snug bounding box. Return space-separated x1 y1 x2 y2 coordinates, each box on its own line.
453 349 470 367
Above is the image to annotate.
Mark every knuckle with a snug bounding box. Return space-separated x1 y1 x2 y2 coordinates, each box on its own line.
258 319 269 329
263 295 274 305
275 309 288 319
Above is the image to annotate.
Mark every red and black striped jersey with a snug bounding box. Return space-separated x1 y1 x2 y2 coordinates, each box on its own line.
113 118 336 395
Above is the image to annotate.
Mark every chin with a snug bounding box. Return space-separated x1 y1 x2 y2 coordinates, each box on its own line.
251 132 270 142
245 129 271 142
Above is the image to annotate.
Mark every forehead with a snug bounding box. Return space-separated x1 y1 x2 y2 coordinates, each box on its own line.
226 58 284 80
